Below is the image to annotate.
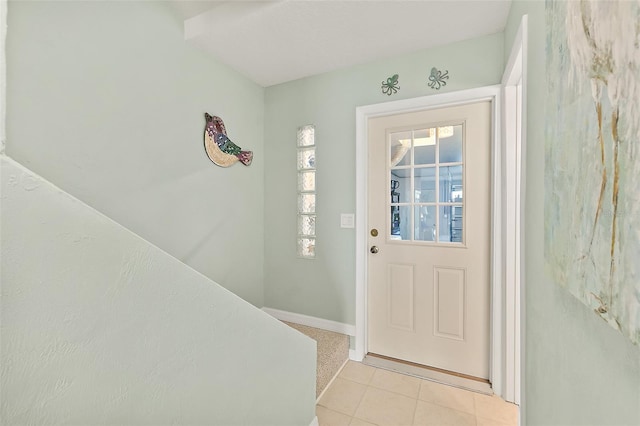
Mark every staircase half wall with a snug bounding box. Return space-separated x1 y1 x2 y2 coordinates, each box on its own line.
0 156 316 425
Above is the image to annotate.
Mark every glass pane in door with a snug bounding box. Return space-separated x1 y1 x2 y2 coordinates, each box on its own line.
389 131 412 167
390 205 411 240
438 125 463 163
414 128 436 165
438 205 463 243
390 171 411 203
415 205 437 241
414 167 436 203
440 165 463 202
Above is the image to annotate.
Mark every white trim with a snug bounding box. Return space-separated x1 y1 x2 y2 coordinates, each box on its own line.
1 0 7 154
518 16 529 413
490 88 503 399
348 349 358 361
262 307 356 336
309 416 319 426
501 15 528 406
355 85 503 391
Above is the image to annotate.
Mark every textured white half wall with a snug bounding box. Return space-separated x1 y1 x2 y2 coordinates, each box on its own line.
0 156 316 425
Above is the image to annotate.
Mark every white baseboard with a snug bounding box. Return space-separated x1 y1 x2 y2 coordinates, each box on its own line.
349 349 361 361
262 307 356 336
309 416 319 426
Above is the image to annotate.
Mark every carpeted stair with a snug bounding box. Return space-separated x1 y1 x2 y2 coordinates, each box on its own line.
284 322 349 398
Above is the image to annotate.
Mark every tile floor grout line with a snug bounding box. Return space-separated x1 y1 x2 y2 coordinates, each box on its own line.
340 375 420 400
472 392 479 418
341 367 483 410
318 361 517 426
417 386 478 417
350 383 373 423
410 392 419 426
413 398 476 426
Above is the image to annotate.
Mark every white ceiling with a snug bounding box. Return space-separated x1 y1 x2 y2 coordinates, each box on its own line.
171 1 512 87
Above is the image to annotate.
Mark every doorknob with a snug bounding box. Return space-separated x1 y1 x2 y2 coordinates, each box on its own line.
370 246 379 254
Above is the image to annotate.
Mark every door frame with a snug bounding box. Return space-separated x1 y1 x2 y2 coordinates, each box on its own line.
354 84 518 400
501 15 528 407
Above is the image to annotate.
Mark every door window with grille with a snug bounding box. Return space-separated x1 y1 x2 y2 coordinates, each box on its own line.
388 124 464 244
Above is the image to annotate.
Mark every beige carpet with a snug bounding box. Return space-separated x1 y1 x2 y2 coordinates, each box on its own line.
284 322 349 398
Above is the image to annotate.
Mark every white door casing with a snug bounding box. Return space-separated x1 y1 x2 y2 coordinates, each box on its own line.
501 15 528 406
355 64 527 402
367 102 492 379
354 85 508 395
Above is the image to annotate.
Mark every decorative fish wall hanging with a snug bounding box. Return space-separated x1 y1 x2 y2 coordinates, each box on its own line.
203 113 253 167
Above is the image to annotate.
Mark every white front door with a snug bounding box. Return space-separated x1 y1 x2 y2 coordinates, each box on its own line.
367 101 491 380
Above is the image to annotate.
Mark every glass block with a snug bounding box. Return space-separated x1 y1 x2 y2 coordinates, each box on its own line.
298 193 315 213
298 148 315 169
414 167 436 203
414 205 437 241
439 124 463 163
298 214 316 236
414 128 436 165
298 171 315 192
297 125 315 147
440 165 463 202
389 130 412 167
439 205 463 243
297 237 316 257
390 205 411 241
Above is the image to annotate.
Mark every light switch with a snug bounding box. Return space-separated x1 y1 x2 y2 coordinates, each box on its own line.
341 213 355 228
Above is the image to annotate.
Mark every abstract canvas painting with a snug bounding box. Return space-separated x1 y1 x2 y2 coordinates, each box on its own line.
545 0 640 345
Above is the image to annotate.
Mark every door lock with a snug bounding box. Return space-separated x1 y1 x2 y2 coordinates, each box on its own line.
370 246 379 254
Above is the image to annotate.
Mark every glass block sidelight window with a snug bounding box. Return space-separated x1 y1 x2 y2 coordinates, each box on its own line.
297 125 316 258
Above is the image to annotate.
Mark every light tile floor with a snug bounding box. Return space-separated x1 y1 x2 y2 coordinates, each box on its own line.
317 361 518 426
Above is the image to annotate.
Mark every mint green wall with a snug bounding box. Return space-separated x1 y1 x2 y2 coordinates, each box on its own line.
505 2 640 425
6 1 265 306
1 156 316 425
263 34 504 324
